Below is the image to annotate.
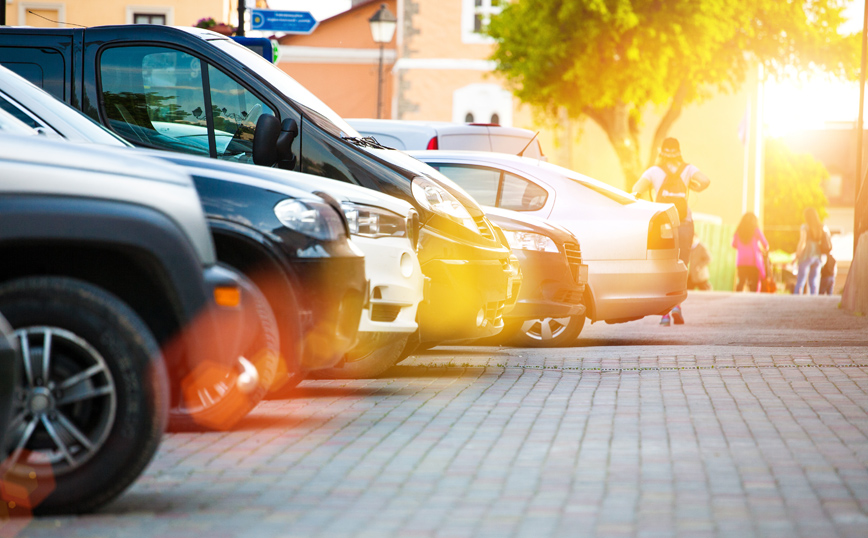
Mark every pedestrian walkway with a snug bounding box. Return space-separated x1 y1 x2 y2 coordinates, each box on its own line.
11 293 868 538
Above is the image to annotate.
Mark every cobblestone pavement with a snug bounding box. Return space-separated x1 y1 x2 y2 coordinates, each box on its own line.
10 293 868 538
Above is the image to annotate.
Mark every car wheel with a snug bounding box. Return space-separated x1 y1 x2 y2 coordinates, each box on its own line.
169 280 279 431
312 333 409 379
508 314 586 348
0 277 169 515
263 366 305 400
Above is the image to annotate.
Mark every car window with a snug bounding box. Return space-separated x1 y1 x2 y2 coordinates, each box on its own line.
100 47 211 156
431 163 547 211
430 164 499 206
499 171 547 211
0 93 42 129
207 66 274 164
210 38 360 140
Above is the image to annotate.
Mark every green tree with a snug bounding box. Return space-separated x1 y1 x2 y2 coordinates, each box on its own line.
763 138 829 253
487 0 858 188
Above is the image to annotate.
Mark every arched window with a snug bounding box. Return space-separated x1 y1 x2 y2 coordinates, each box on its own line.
452 83 513 127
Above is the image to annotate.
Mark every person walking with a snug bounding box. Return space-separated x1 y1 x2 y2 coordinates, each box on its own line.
794 207 829 295
688 232 712 290
631 137 710 326
731 212 769 292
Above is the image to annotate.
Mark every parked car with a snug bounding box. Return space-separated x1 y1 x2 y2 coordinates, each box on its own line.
348 119 546 160
0 25 516 351
0 122 275 513
411 151 688 324
484 207 589 347
0 65 420 381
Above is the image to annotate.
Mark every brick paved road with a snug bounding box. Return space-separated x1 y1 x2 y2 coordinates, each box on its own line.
10 293 868 538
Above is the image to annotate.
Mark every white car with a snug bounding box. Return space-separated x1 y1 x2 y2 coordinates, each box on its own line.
348 119 546 160
410 151 688 324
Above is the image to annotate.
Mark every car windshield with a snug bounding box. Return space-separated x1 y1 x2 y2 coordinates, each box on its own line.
537 161 637 205
210 38 362 139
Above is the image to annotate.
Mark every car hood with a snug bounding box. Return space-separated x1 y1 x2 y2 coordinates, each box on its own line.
354 145 487 218
0 135 216 264
483 206 579 245
139 151 413 217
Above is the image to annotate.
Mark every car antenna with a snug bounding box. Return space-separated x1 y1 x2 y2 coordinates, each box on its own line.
25 9 87 27
518 131 540 157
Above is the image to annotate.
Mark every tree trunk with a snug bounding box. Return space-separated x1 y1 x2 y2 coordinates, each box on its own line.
841 230 868 315
584 103 643 191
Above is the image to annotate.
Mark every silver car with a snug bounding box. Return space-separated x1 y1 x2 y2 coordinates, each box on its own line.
411 151 688 325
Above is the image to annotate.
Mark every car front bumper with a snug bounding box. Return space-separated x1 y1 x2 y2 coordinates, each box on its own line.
588 258 688 322
290 254 367 371
505 250 587 321
416 226 513 344
352 235 423 335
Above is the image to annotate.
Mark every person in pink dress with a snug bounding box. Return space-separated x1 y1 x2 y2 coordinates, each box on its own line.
732 212 769 292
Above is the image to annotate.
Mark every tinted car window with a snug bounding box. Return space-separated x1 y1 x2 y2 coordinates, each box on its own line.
208 65 274 164
499 171 547 211
430 164 498 206
100 47 211 156
0 93 41 128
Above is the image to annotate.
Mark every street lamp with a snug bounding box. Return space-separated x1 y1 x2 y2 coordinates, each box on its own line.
369 3 397 119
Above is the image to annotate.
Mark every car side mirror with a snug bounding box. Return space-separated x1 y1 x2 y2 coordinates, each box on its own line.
276 118 298 170
253 114 280 166
253 115 299 168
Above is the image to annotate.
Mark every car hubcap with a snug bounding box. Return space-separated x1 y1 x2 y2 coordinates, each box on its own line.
520 317 572 341
3 327 117 476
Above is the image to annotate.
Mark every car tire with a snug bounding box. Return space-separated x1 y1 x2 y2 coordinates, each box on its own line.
312 333 409 379
507 314 586 348
169 280 279 431
0 276 169 515
263 366 305 400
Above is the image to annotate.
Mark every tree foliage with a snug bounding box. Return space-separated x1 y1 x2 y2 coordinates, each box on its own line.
487 0 859 187
763 138 829 253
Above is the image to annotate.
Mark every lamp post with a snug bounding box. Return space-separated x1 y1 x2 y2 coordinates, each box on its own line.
369 3 397 119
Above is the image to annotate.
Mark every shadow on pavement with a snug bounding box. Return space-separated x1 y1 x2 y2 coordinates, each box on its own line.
292 384 420 398
384 365 484 378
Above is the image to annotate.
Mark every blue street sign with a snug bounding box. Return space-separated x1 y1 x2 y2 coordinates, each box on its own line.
250 9 318 34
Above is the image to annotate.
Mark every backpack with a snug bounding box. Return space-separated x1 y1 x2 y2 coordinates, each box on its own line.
655 163 689 220
820 228 832 255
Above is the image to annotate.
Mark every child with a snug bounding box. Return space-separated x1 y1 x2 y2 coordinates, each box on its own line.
732 212 769 292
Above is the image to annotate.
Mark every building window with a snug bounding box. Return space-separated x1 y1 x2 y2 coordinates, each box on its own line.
18 3 66 28
453 83 513 127
133 13 167 25
125 6 173 26
462 0 503 44
472 0 502 33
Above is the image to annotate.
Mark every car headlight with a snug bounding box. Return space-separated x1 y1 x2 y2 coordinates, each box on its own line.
411 176 477 234
502 230 559 252
274 199 346 240
341 203 407 239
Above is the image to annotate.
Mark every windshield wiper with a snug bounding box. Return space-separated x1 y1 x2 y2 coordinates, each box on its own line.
341 136 392 150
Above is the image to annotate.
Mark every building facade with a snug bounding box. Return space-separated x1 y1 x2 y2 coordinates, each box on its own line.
4 0 227 27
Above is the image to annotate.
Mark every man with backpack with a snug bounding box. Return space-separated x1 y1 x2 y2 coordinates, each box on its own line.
631 137 711 326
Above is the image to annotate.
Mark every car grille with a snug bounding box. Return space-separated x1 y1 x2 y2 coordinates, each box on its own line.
485 300 505 325
563 242 582 283
473 216 496 241
553 289 583 305
371 304 402 322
